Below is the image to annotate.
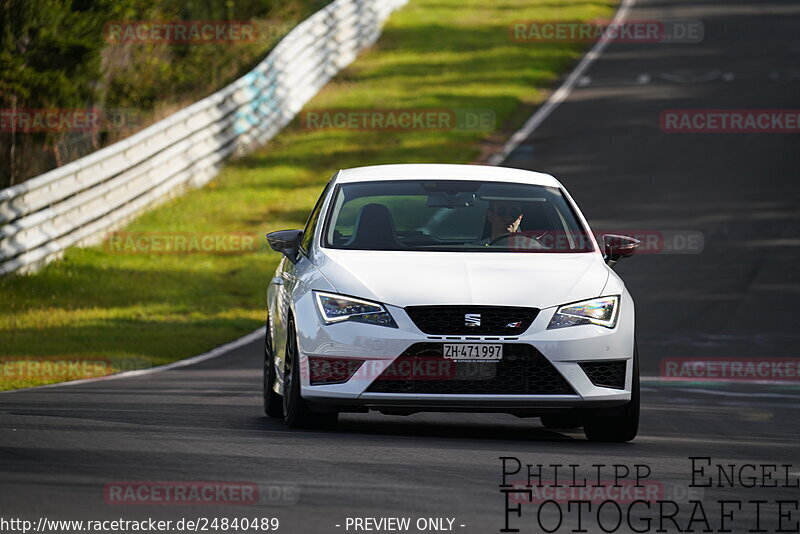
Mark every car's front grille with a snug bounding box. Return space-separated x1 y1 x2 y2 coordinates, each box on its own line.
579 360 627 389
365 343 575 395
405 305 539 335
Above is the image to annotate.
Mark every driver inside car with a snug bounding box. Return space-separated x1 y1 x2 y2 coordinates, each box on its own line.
484 200 524 243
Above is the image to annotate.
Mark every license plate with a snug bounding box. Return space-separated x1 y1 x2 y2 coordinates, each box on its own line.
443 344 503 361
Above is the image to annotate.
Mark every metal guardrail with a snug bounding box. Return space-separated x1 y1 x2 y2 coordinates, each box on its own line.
0 0 406 276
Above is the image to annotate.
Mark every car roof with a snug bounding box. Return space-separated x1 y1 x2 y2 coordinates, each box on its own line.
335 164 561 187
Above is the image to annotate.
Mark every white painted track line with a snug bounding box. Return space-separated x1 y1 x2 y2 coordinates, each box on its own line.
487 0 638 165
0 328 263 394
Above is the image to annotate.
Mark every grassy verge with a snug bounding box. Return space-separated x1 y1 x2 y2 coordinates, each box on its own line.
0 0 616 390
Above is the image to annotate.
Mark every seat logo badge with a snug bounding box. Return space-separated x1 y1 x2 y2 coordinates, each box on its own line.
464 313 481 327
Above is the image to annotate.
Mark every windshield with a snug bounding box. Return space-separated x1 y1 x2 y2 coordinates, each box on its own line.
322 180 594 252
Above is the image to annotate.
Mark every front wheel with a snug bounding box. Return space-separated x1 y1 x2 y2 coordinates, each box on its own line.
283 319 338 429
583 344 640 442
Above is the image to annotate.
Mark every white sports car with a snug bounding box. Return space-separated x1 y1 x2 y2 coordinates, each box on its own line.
264 164 641 442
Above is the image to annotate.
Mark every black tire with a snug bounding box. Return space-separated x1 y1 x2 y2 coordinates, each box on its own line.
541 413 584 429
584 344 640 442
283 319 338 429
263 322 283 418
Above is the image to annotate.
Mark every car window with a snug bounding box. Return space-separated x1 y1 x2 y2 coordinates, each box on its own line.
323 180 593 252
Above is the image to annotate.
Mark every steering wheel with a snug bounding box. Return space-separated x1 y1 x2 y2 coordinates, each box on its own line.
488 232 548 249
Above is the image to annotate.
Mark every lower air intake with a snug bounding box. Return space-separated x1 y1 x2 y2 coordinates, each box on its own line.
366 343 575 395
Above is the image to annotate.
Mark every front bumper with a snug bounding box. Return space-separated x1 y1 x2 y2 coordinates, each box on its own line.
293 292 636 414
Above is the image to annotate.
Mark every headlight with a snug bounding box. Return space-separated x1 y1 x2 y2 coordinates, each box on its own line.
314 291 398 328
547 296 619 329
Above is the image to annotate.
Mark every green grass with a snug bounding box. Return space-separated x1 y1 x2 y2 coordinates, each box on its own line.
0 0 616 390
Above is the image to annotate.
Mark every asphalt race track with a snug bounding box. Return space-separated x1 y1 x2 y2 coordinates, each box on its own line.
1 0 798 532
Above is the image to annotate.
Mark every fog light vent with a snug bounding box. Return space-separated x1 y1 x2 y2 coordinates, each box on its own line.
309 357 365 385
579 360 626 389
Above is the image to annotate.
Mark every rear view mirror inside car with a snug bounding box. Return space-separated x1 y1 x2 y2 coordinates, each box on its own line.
427 191 476 208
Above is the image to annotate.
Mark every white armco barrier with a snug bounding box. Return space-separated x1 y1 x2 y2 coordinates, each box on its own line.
0 0 406 276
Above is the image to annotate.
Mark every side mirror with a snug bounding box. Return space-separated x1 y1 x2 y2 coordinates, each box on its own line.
266 229 303 263
602 234 640 267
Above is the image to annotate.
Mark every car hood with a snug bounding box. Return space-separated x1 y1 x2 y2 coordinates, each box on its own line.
314 250 609 309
